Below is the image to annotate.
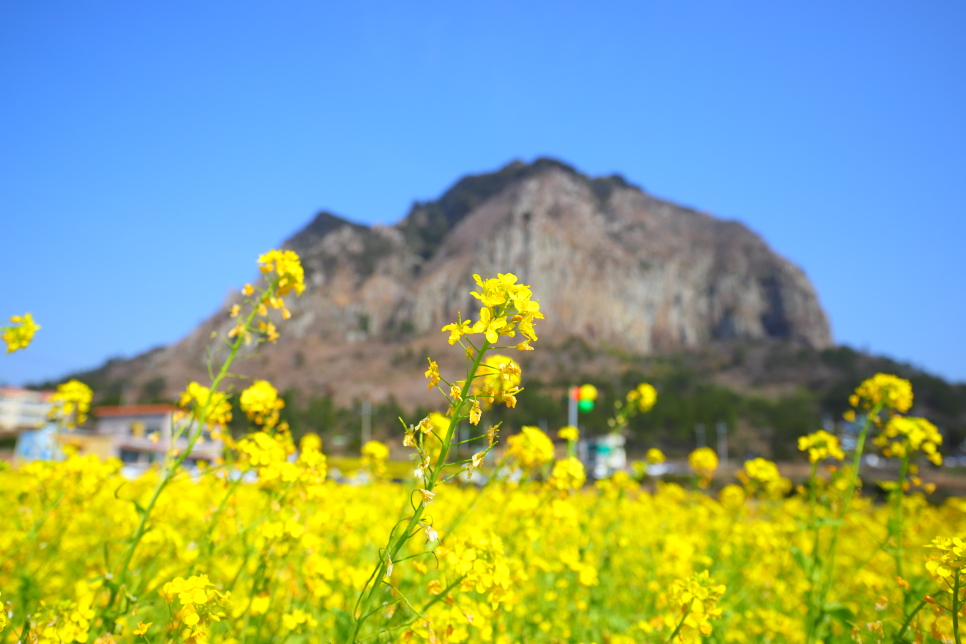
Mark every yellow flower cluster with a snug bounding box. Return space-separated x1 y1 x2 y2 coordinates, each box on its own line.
2 312 40 353
281 609 318 632
610 382 659 432
48 379 93 429
160 574 231 640
688 447 718 488
847 373 914 418
441 273 543 351
626 382 657 412
557 425 579 442
177 381 232 427
361 439 390 478
505 426 555 470
646 447 666 464
437 533 514 608
797 429 845 462
257 249 306 298
874 415 943 465
235 429 325 492
549 456 587 491
30 584 97 644
230 249 307 345
239 379 285 428
666 570 726 637
738 457 792 498
925 536 966 580
2 444 964 644
470 354 522 410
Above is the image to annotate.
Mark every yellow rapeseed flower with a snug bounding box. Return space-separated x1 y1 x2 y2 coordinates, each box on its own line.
626 382 658 413
441 319 473 345
851 373 913 414
425 358 441 389
48 379 93 429
874 415 943 465
3 312 40 353
549 457 587 491
239 380 285 428
925 536 966 579
667 570 726 637
177 382 232 427
257 249 306 297
506 426 555 470
689 447 719 488
558 426 579 442
797 429 845 462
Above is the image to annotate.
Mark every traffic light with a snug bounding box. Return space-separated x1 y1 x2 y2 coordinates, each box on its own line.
571 384 598 412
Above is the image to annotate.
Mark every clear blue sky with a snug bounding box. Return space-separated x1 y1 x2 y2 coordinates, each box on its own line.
2 1 964 385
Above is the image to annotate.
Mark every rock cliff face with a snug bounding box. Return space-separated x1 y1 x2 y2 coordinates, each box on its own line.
95 159 832 405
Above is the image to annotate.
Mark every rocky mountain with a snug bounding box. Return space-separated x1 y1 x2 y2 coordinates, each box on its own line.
75 158 833 408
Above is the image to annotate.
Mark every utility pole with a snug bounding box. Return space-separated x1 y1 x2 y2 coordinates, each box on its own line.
568 388 578 429
695 423 706 449
716 422 728 467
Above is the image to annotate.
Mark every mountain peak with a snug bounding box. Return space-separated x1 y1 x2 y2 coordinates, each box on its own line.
84 158 833 408
398 157 640 259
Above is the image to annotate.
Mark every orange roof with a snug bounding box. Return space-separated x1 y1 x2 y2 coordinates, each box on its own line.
95 404 175 417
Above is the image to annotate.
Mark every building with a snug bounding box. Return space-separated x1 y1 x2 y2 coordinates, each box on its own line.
0 387 52 436
91 404 224 467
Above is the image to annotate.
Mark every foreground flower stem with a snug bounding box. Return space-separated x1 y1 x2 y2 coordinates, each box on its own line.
803 459 822 633
665 605 691 644
891 453 910 580
98 282 273 631
808 405 881 644
954 571 962 644
893 598 927 643
347 338 491 644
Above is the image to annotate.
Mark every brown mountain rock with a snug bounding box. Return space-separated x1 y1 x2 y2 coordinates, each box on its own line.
89 158 832 407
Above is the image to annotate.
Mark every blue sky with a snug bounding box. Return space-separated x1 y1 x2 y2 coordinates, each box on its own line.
2 1 964 385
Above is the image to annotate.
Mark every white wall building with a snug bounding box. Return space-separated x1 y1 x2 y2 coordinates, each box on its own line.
0 387 52 436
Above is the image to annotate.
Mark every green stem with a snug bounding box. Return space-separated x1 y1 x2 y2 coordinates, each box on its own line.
666 605 692 643
804 459 820 633
893 454 909 580
807 405 880 644
98 284 273 629
347 337 492 643
954 571 962 644
893 599 926 643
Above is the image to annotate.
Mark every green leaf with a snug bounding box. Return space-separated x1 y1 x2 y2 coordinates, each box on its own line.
790 545 813 574
823 602 854 626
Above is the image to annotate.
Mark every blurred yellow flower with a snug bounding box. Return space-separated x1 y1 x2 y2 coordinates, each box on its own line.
558 425 579 442
627 382 657 413
48 379 93 429
257 249 306 297
797 429 845 462
239 379 285 428
851 373 913 413
688 447 718 488
3 312 40 353
177 381 232 428
506 426 555 470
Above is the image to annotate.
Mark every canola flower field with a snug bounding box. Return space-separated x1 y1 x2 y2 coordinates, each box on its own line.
2 251 964 644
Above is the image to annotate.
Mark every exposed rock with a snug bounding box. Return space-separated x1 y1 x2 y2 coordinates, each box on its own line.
80 158 833 407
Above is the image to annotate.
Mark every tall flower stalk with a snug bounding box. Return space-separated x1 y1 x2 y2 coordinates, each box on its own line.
96 249 305 631
347 273 542 643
